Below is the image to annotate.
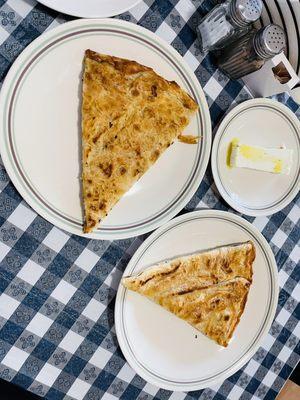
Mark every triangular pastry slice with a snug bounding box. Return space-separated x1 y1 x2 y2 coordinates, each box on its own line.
123 242 254 297
122 241 255 347
82 50 198 233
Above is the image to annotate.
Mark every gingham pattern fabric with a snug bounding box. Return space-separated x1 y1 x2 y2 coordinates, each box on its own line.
0 0 299 399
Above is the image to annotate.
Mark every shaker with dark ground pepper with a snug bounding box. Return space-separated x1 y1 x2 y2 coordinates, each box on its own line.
217 24 286 79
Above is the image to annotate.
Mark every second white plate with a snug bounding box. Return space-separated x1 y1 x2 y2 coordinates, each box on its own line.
115 210 278 391
211 98 300 217
37 0 142 18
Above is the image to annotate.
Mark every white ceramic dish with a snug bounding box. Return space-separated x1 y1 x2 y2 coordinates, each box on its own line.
0 19 211 240
37 0 142 18
211 98 300 217
115 210 278 391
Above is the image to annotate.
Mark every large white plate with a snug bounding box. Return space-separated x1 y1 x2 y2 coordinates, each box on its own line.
0 19 211 240
115 210 278 391
211 98 300 217
38 0 142 18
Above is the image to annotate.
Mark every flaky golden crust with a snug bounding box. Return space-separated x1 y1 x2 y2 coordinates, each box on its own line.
123 241 254 295
82 50 198 233
122 241 255 347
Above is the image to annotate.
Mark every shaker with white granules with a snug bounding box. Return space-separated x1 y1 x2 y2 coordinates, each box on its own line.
197 0 263 54
217 24 286 80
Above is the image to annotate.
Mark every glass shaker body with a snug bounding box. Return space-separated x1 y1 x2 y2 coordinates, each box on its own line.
197 0 262 54
217 32 262 79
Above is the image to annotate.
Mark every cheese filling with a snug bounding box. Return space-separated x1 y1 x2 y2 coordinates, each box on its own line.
228 139 293 175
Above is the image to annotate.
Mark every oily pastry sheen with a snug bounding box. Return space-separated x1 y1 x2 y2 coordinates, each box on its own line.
82 50 198 233
122 241 255 347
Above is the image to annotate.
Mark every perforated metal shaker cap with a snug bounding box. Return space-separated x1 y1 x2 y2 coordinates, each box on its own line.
230 0 263 27
254 24 286 59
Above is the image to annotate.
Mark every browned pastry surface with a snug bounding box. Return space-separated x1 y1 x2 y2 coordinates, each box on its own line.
122 241 255 347
82 50 198 233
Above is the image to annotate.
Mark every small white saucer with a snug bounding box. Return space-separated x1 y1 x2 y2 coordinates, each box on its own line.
211 98 300 216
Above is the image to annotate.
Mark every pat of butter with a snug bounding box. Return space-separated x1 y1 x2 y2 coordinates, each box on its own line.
229 139 293 175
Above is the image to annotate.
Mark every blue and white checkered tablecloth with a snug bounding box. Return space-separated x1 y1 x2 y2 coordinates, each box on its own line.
0 1 299 399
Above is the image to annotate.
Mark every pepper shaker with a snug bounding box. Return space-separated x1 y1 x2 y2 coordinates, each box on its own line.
197 0 263 54
217 24 286 79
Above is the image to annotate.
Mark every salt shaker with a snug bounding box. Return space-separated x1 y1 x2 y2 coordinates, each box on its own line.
197 0 262 54
217 24 286 79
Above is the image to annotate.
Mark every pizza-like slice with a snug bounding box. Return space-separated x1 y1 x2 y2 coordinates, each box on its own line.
122 241 255 347
122 242 254 297
82 50 198 233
